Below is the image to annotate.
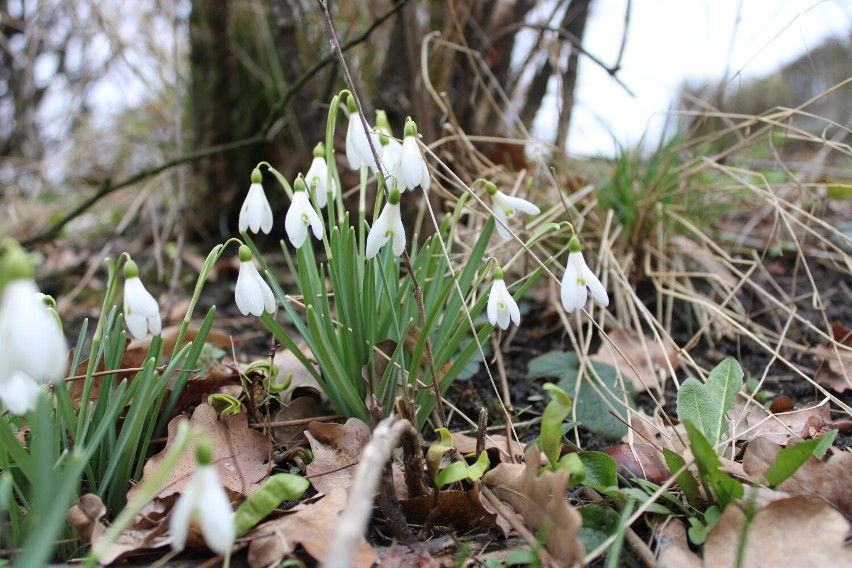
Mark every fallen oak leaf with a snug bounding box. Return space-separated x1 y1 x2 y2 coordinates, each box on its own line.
814 320 852 393
247 487 377 568
128 403 271 502
732 395 831 445
703 496 852 567
305 418 371 494
482 446 584 566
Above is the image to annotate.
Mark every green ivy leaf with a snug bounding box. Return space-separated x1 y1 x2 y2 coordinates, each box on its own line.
579 504 620 553
527 351 634 441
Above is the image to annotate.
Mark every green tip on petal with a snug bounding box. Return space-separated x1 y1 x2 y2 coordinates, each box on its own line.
294 174 307 193
403 117 417 138
388 189 401 205
484 181 498 196
195 437 214 466
124 259 139 279
346 96 357 113
312 142 325 158
238 245 253 262
494 266 504 280
3 244 34 280
251 167 263 184
568 235 582 252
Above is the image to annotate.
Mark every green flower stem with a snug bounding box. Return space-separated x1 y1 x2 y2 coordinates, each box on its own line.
257 161 293 199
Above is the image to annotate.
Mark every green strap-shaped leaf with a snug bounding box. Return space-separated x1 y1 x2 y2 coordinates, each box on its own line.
235 474 310 536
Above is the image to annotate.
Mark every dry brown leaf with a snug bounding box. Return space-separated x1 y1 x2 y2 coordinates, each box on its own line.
814 320 852 393
743 438 852 517
128 403 271 503
452 432 526 464
604 443 670 484
67 493 172 565
247 487 377 568
733 396 831 445
482 446 584 566
592 328 679 393
654 519 702 568
305 418 371 494
377 542 442 568
271 396 321 448
703 496 852 567
400 487 497 532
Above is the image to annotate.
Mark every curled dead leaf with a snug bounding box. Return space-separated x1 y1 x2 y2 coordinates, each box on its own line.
305 418 371 494
482 446 584 566
605 443 670 484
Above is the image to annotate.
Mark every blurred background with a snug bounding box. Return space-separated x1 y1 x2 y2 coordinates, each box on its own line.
1 0 849 240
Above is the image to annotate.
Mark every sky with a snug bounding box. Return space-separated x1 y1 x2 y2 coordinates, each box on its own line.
560 0 852 155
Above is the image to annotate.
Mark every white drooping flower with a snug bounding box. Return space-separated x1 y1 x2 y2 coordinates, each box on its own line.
374 109 402 179
123 260 162 340
0 247 68 414
395 117 430 192
238 168 273 234
285 175 324 249
560 236 609 313
487 267 520 330
485 181 541 241
234 245 276 317
366 189 405 259
345 97 379 171
170 437 235 555
305 143 337 209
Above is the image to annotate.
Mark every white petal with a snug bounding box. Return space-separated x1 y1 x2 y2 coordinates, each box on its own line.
125 314 150 340
169 480 196 550
492 208 511 241
495 192 540 216
346 114 378 170
0 371 41 415
235 261 265 316
390 206 406 256
583 265 609 307
487 285 499 326
306 202 324 240
0 280 68 382
365 206 392 259
398 137 427 191
285 193 311 249
497 305 510 330
508 295 521 325
306 157 329 209
197 467 235 554
560 260 584 313
239 183 273 234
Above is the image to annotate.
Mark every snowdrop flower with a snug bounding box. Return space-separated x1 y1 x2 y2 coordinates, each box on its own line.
485 181 541 241
487 267 520 330
238 167 273 234
0 246 67 414
560 236 609 313
375 110 402 178
235 245 276 317
396 117 430 192
305 142 337 209
123 260 162 340
170 437 235 555
366 189 405 259
285 175 324 249
345 97 379 171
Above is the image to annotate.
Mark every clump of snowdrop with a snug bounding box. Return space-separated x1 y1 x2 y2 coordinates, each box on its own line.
123 259 162 340
487 266 520 330
0 244 67 415
239 167 273 234
485 181 541 241
366 188 405 259
305 142 337 209
560 235 609 313
396 116 430 192
170 436 235 556
285 174 324 249
345 97 379 171
235 245 276 317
